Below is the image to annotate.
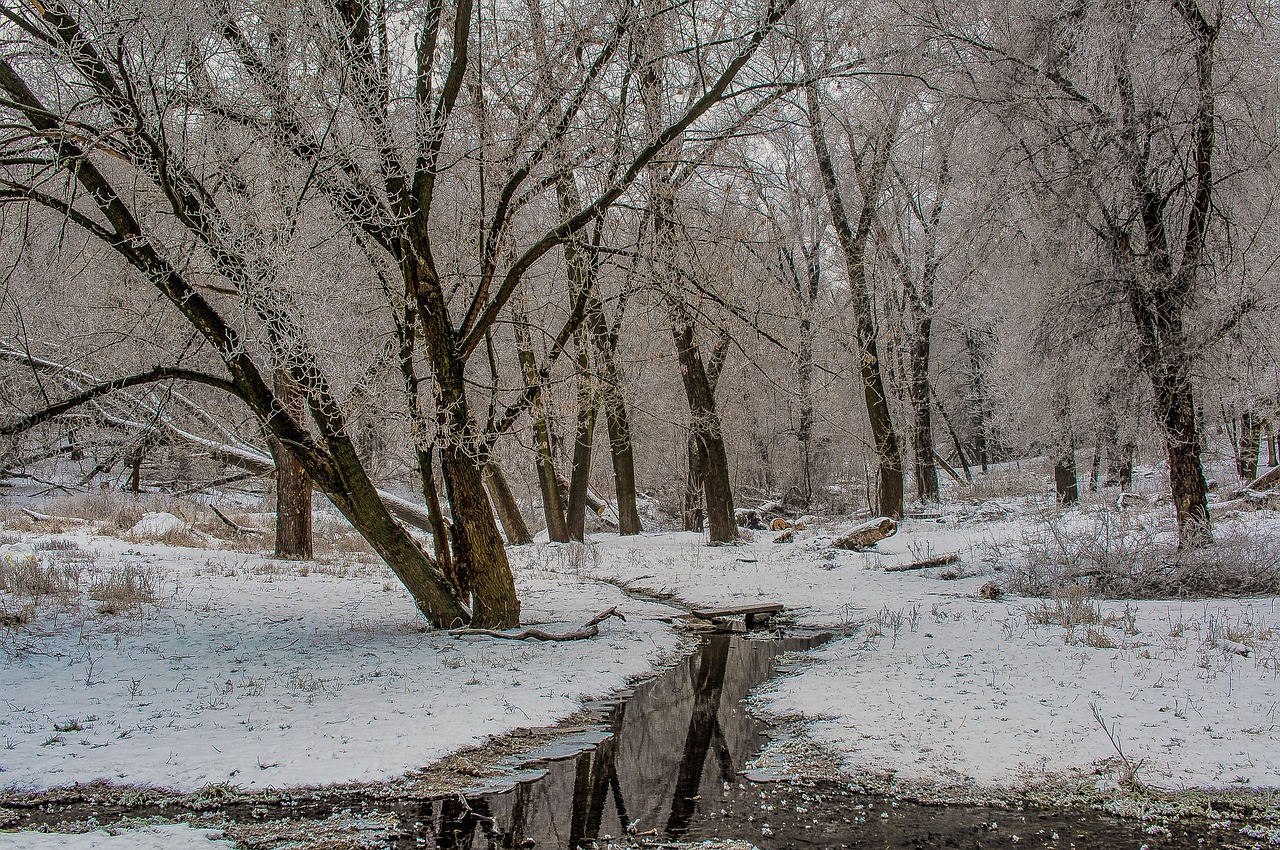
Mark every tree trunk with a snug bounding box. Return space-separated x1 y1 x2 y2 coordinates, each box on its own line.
1089 430 1103 492
484 461 533 545
804 77 904 519
565 338 599 542
1269 424 1279 468
964 330 991 472
908 320 939 502
415 445 453 572
512 299 571 543
409 253 520 628
318 438 468 627
270 369 312 560
1054 453 1078 505
599 368 643 535
683 432 705 532
1236 411 1262 482
128 449 142 494
668 307 736 543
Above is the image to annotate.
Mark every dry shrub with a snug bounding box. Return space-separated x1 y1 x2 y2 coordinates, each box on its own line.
953 460 1053 501
1004 512 1280 599
0 553 82 602
88 563 161 612
0 602 34 628
1025 584 1102 627
41 491 151 530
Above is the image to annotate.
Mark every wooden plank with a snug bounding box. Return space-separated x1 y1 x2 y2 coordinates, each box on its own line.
691 602 785 619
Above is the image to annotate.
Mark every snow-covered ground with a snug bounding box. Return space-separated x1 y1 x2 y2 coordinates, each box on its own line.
566 507 1280 795
0 825 233 849
0 522 682 793
3 490 1279 817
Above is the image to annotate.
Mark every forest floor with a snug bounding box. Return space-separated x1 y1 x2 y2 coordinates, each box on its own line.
2 470 1280 847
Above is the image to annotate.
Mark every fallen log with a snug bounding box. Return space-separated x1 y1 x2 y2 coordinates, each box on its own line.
449 606 625 641
1229 465 1280 499
832 516 897 551
883 553 961 572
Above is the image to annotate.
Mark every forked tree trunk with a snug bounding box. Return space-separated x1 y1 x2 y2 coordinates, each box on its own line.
670 308 736 543
316 437 468 627
270 369 312 560
410 255 520 628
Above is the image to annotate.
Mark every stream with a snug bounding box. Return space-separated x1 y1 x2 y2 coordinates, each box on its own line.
9 631 1254 849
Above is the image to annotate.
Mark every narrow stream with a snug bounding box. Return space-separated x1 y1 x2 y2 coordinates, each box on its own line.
10 632 1249 849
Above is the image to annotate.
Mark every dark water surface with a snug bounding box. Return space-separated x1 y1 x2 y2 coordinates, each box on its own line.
10 633 1250 848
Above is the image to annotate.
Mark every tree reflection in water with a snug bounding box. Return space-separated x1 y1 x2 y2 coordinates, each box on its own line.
416 633 810 849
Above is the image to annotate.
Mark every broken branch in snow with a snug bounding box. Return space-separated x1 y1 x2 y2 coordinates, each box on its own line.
883 553 961 572
448 606 625 641
208 504 264 536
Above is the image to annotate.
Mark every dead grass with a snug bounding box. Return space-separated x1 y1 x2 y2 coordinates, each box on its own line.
88 563 161 613
0 553 82 603
1002 511 1280 600
952 460 1054 501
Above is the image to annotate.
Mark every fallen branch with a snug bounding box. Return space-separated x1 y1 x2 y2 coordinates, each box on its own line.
208 504 264 536
884 553 961 572
449 606 625 641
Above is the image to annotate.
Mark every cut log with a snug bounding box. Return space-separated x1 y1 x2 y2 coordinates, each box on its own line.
883 553 960 572
832 516 897 551
773 529 794 543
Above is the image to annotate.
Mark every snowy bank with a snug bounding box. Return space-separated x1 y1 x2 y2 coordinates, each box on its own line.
0 532 681 793
574 515 1280 794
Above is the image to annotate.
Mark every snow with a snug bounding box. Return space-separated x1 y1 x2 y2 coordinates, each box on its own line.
3 494 1280 802
0 531 681 793
0 825 232 849
126 512 188 537
569 509 1280 794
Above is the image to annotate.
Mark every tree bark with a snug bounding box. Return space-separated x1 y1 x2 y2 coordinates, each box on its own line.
804 77 904 519
908 320 939 502
1054 454 1079 505
669 305 736 542
484 461 533 545
512 298 571 543
1235 411 1262 482
270 369 313 560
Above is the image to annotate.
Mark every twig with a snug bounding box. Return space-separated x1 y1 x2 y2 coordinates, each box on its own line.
449 606 625 641
1090 701 1144 788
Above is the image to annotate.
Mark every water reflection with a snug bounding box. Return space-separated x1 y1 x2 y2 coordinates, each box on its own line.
418 633 810 849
